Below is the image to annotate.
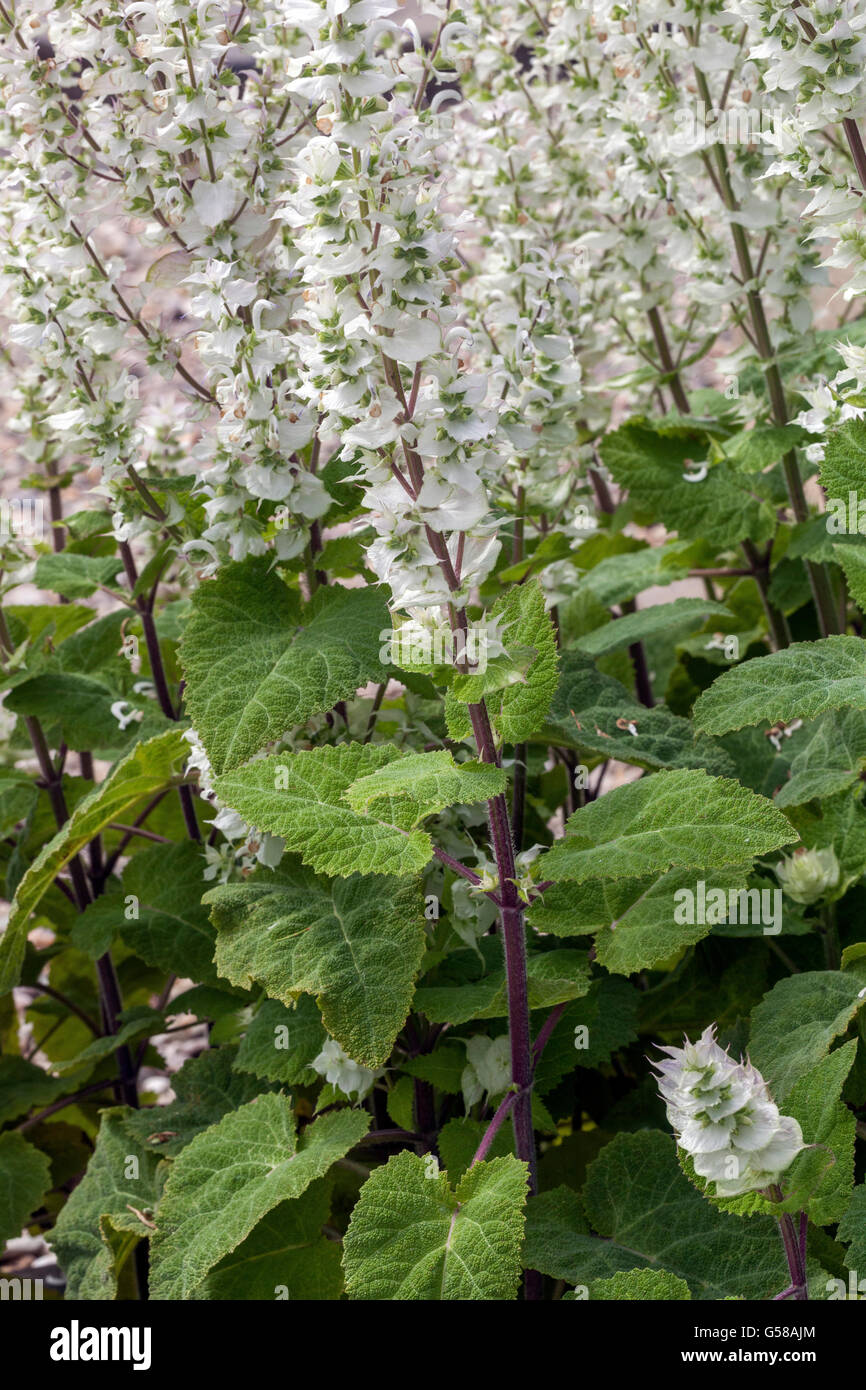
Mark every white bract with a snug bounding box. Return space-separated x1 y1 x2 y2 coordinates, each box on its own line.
311 1037 379 1099
653 1025 805 1197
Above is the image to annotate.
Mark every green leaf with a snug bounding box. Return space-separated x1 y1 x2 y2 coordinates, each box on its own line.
0 773 39 839
0 1130 51 1247
0 729 188 992
4 602 93 652
149 1098 370 1299
523 1132 788 1299
206 862 425 1067
776 1041 856 1226
342 1150 527 1300
693 636 866 735
385 1074 415 1132
576 598 731 658
62 507 115 540
180 557 388 774
726 424 806 473
53 1005 164 1074
774 709 866 807
445 581 559 742
72 841 218 975
529 867 752 974
120 1046 271 1158
599 420 776 548
234 997 327 1086
49 1110 163 1298
786 788 866 890
118 841 220 983
4 672 147 752
533 977 639 1090
838 1186 866 1277
541 769 796 884
413 948 591 1024
345 750 505 823
0 1055 66 1126
588 1268 692 1300
212 744 437 878
834 542 866 614
436 1117 516 1180
749 970 866 1103
573 541 694 608
541 652 736 775
34 551 123 599
194 1180 343 1301
403 1043 467 1094
821 417 866 500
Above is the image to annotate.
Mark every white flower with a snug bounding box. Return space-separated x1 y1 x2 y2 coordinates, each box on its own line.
311 1038 379 1099
652 1025 805 1197
775 847 840 904
461 1034 511 1109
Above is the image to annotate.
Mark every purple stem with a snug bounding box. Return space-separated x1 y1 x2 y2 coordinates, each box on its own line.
775 1205 808 1300
470 1092 518 1167
470 1003 567 1170
432 845 483 887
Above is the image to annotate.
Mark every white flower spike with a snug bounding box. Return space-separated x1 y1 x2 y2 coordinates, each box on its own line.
652 1025 805 1197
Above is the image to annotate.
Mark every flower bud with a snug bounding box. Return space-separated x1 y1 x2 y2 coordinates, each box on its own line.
774 846 840 905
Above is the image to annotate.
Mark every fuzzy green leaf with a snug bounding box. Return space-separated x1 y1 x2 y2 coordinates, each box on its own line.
34 551 123 599
212 744 436 878
834 542 866 614
529 866 753 974
181 557 388 774
693 636 866 735
120 1047 271 1158
413 949 591 1025
541 769 796 884
77 841 220 983
49 1110 164 1298
523 1132 788 1299
541 653 736 775
0 1055 66 1126
821 417 866 499
599 420 776 548
838 1186 866 1277
576 597 731 658
749 970 866 1103
0 1130 51 1248
342 1150 527 1300
193 1180 343 1301
206 863 425 1067
344 750 505 824
588 1268 692 1300
774 709 866 807
446 581 559 742
234 997 327 1087
0 729 188 992
149 1098 370 1300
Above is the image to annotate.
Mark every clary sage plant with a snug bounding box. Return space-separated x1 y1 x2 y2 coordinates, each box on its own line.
1 0 866 1305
